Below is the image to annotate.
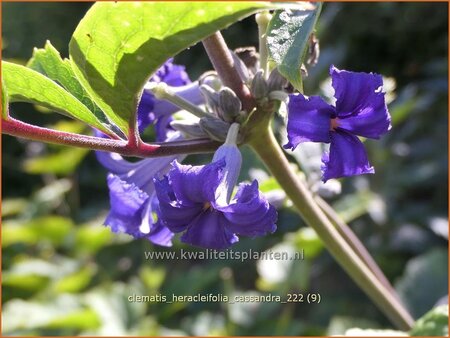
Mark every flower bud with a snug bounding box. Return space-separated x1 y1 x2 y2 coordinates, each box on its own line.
267 68 288 92
229 49 250 83
234 47 259 75
250 70 268 100
199 71 222 90
217 87 242 123
170 120 208 138
199 84 220 114
212 123 242 203
199 116 230 141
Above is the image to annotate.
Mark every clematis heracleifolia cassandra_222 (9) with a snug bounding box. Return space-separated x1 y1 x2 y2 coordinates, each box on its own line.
96 59 203 246
284 65 391 182
154 124 278 250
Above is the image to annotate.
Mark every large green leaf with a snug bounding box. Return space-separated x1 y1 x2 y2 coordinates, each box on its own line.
266 3 322 91
69 2 274 136
2 61 112 134
27 41 117 135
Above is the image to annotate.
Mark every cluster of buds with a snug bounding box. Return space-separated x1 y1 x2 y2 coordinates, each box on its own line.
149 48 292 143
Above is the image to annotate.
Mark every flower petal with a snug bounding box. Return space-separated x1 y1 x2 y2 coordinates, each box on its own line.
96 152 177 192
139 196 174 246
104 174 149 237
168 160 225 204
137 91 156 133
322 130 374 182
330 65 385 119
152 58 191 86
154 176 203 233
138 59 191 133
146 221 174 247
181 210 238 250
218 181 277 237
212 143 242 205
336 93 391 139
284 94 334 150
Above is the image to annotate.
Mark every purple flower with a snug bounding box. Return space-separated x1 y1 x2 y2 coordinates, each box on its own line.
154 143 277 250
96 59 203 246
138 58 203 140
97 132 186 247
284 65 391 182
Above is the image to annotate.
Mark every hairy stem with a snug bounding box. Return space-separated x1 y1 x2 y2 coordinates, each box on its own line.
249 123 414 330
2 118 220 157
202 32 255 112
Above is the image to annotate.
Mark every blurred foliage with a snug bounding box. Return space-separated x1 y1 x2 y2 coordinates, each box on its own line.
2 2 448 336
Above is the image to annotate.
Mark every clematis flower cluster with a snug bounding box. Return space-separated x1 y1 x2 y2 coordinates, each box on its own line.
96 59 197 247
284 65 391 182
97 59 277 250
154 124 277 249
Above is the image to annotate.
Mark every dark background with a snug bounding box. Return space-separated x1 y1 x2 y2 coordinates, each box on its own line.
2 2 448 336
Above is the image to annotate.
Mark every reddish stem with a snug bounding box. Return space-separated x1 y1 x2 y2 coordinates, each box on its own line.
202 32 256 112
2 118 219 158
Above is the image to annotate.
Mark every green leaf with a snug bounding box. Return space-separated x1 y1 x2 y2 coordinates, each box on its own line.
2 61 112 134
410 305 448 336
23 147 89 175
27 41 117 135
2 296 100 333
395 248 448 319
266 3 322 91
69 2 274 136
53 266 95 293
2 78 8 119
3 216 73 247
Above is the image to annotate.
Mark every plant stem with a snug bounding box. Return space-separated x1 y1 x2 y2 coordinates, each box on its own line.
249 124 414 330
202 32 255 112
314 195 404 304
255 11 272 78
2 117 220 158
150 83 210 119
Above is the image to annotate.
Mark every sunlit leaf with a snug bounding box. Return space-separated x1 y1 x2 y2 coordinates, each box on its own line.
69 2 275 135
2 61 112 134
3 216 73 247
289 227 324 259
75 224 113 255
2 296 100 333
267 3 322 91
410 305 448 336
54 266 95 293
23 147 89 175
1 198 28 218
27 40 118 136
332 191 375 223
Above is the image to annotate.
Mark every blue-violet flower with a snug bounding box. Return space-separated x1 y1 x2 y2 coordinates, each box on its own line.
97 59 201 246
138 58 203 140
97 133 185 246
154 124 277 249
284 65 391 182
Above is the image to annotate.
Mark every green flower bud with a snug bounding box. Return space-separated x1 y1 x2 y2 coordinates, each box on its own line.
199 84 220 114
250 70 268 100
218 87 242 123
170 120 208 138
267 68 288 92
199 116 231 141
